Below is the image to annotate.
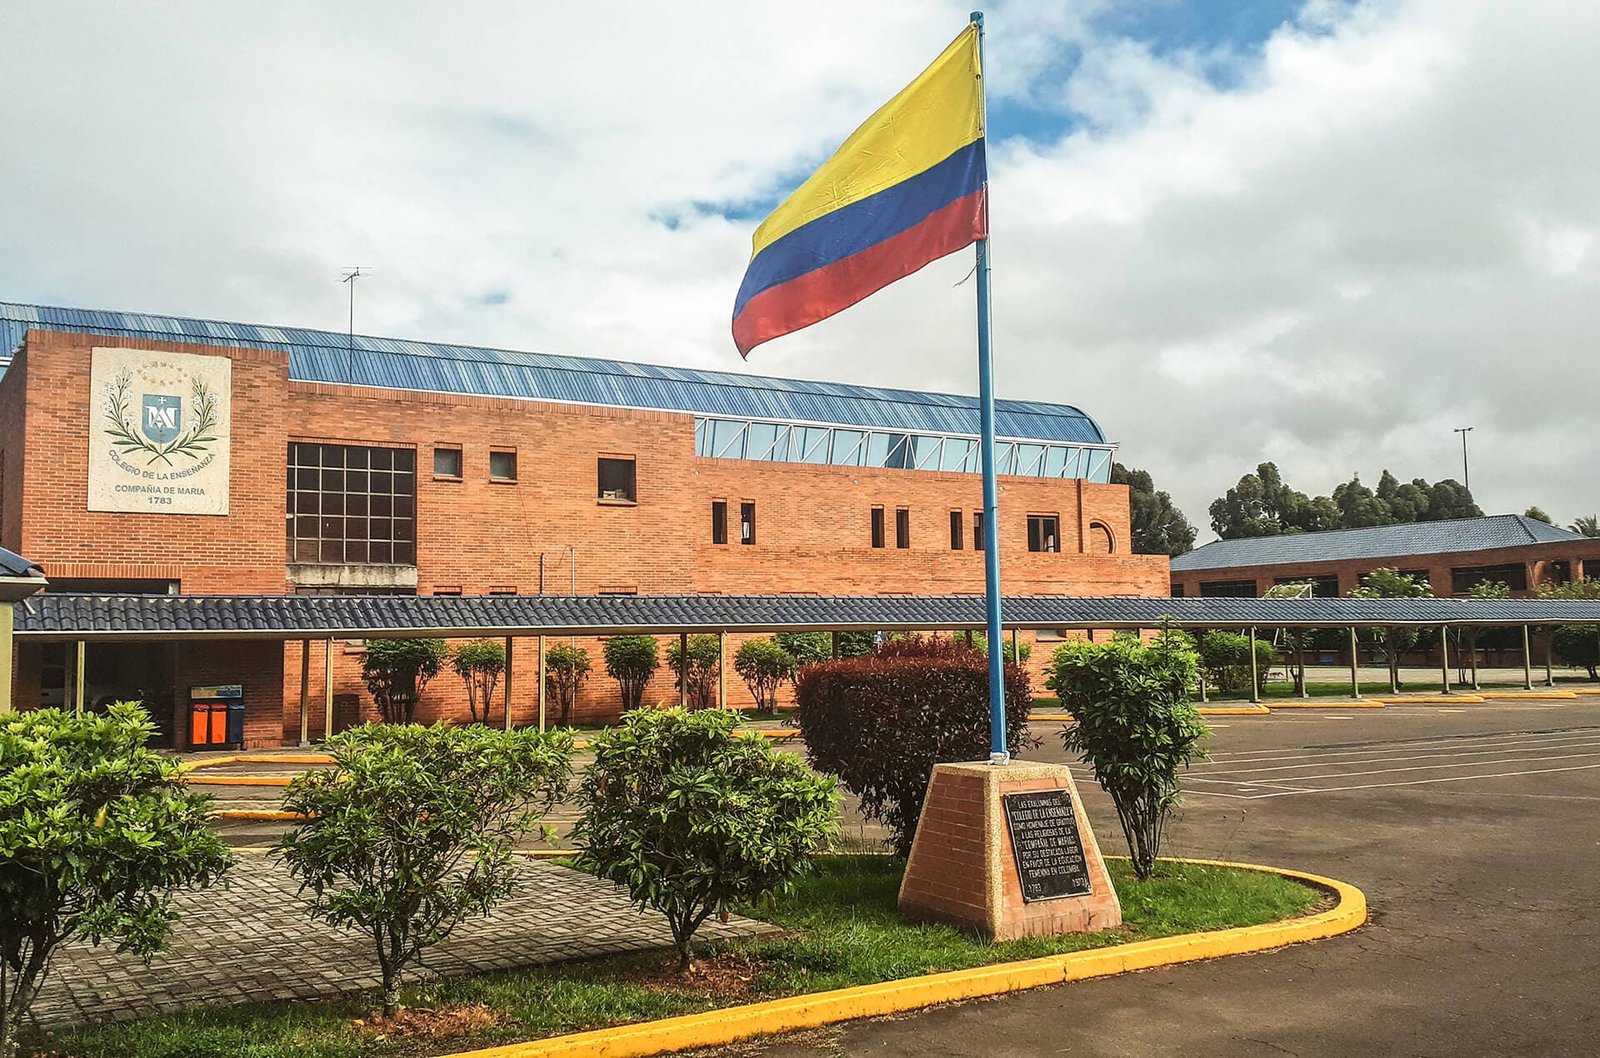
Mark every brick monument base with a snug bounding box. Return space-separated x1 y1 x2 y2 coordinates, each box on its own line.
897 761 1122 941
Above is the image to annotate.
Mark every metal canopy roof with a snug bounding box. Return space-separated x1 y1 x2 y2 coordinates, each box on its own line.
1171 515 1589 573
0 302 1106 445
13 593 1600 642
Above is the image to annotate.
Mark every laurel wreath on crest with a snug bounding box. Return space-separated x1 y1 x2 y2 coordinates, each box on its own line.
101 371 220 467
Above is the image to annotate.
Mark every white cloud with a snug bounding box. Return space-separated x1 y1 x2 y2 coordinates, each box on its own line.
2 0 1597 533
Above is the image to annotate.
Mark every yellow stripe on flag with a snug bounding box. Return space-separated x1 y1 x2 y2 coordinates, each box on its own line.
750 24 983 258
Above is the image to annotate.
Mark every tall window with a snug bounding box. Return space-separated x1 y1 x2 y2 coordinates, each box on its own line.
949 510 964 550
895 507 911 549
711 500 728 544
598 457 636 501
871 507 885 548
973 510 985 551
1028 515 1061 553
740 502 756 545
287 443 416 565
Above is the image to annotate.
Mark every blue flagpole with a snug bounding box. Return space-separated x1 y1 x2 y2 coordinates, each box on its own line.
971 10 1007 765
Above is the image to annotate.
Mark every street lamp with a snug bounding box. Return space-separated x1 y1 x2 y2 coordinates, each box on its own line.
1453 427 1473 494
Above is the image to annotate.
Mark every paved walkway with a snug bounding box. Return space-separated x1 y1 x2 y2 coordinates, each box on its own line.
32 854 774 1027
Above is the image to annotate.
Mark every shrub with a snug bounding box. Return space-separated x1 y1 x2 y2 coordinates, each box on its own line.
1349 567 1435 690
1047 631 1209 879
449 639 507 724
1195 630 1276 697
1540 578 1600 678
572 708 837 970
0 704 233 1058
666 634 722 711
278 723 572 1016
734 638 795 714
967 631 1033 665
544 642 592 726
774 631 876 670
361 638 448 724
603 635 660 711
793 638 1033 858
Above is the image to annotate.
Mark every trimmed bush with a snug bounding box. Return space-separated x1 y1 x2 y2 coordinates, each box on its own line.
774 631 876 669
572 708 837 970
603 635 660 711
544 642 592 726
666 634 722 711
449 639 506 724
1195 630 1276 697
1047 631 1209 879
1541 578 1600 679
793 637 1033 858
0 704 233 1058
734 637 795 715
968 631 1033 665
361 638 448 724
278 723 573 1016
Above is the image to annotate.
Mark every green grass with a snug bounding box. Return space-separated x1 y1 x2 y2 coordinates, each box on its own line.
30 857 1320 1058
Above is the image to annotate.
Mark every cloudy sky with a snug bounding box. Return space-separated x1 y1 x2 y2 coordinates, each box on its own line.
3 0 1596 536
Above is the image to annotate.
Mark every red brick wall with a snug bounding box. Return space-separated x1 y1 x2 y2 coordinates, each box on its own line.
0 348 26 553
178 639 286 750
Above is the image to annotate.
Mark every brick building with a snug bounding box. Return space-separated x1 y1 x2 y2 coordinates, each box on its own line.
0 303 1168 746
1169 515 1600 600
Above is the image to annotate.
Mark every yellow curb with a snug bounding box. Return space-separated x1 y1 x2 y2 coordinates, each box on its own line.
1197 705 1271 715
435 858 1364 1058
1029 712 1076 722
1478 688 1580 697
1266 700 1386 709
187 774 295 787
177 755 238 773
1370 695 1486 704
736 729 801 740
513 849 581 859
211 809 306 821
236 752 334 764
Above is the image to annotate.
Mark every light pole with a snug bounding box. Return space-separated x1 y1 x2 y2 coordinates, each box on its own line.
1453 426 1473 493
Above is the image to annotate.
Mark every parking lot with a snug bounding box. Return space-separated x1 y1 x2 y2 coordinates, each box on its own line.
744 695 1600 1057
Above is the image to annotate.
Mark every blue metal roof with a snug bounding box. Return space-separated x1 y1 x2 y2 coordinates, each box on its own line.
0 302 1107 444
1171 515 1590 573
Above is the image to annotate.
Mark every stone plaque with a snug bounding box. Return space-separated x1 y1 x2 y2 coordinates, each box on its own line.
87 346 232 515
1002 790 1093 902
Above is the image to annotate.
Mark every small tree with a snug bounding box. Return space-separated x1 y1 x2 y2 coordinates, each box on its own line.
1349 568 1434 692
278 723 573 1017
774 631 877 671
572 708 837 970
1195 630 1276 697
1048 631 1209 879
450 639 507 724
0 705 233 1058
734 638 795 715
1539 578 1600 678
968 631 1032 665
604 635 660 711
545 642 592 726
361 638 448 724
794 637 1033 857
667 635 722 710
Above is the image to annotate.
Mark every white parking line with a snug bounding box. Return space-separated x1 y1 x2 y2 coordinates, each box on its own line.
1196 739 1600 779
1218 762 1600 798
1196 729 1600 767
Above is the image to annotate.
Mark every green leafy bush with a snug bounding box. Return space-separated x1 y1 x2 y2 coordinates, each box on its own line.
361 638 448 724
1195 630 1276 696
774 631 877 670
0 704 232 1058
968 631 1033 665
572 708 837 970
1349 567 1435 690
1540 578 1600 678
734 638 795 715
1047 631 1209 879
449 639 507 724
666 634 722 711
793 637 1033 858
544 642 592 726
603 635 660 711
277 723 573 1015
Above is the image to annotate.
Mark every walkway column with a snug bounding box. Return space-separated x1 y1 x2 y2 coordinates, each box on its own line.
323 637 334 739
74 640 86 716
1349 627 1361 700
1197 665 1207 703
298 639 311 746
537 634 547 731
503 637 514 731
1468 630 1479 690
0 604 12 715
1545 629 1555 687
719 631 727 710
679 632 689 709
1296 637 1308 699
1247 626 1260 704
1522 625 1534 691
1439 626 1451 694
830 631 839 659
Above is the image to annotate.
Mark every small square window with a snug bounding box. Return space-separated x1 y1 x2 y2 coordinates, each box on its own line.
433 446 462 479
1028 514 1061 553
489 449 518 482
598 457 636 502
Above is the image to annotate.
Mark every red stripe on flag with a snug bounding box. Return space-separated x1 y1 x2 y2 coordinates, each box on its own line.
733 188 986 357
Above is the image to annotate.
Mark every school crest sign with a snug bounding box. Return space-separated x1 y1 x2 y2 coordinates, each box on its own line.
87 347 232 515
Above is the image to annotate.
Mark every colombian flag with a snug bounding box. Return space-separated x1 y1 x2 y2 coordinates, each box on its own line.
733 24 986 357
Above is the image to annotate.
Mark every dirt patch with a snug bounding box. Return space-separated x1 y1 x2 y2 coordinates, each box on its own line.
641 950 770 999
352 1003 500 1040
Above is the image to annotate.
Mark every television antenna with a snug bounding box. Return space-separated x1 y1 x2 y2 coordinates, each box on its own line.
340 267 372 383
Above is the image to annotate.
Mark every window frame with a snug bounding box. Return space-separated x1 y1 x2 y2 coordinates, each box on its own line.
1027 514 1061 553
286 441 417 566
949 510 964 550
711 500 728 545
432 445 463 481
740 501 756 545
895 507 910 549
597 455 637 504
488 447 519 483
871 506 885 549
